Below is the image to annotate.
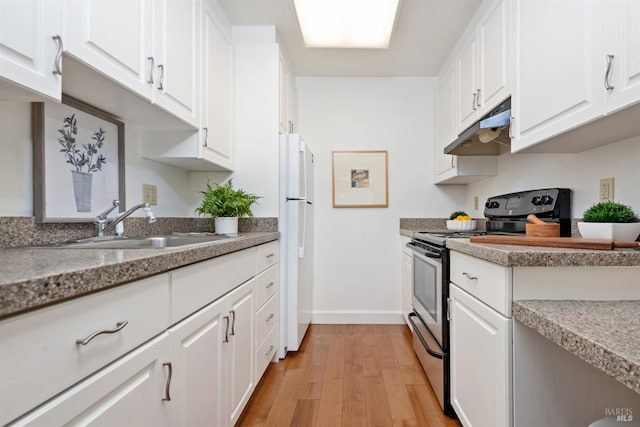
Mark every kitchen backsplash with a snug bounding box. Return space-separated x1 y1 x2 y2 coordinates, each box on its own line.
0 217 278 248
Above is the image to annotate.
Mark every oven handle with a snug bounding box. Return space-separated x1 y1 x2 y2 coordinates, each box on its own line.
408 313 444 359
406 241 443 259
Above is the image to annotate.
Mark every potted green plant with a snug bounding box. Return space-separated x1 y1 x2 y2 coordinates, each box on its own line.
578 201 640 241
195 180 261 234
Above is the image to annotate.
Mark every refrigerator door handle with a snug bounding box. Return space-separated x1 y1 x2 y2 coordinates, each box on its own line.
301 143 308 201
299 201 307 259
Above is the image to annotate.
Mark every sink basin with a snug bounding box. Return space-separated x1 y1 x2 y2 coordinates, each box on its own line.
38 233 234 249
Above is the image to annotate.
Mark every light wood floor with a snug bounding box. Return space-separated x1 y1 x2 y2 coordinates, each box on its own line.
238 324 462 427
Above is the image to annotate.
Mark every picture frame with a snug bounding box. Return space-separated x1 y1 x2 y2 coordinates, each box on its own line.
332 150 388 208
33 95 125 223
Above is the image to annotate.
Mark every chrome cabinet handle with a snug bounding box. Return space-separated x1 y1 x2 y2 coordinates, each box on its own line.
266 281 275 289
476 89 481 108
203 127 208 147
509 116 515 139
76 320 128 345
157 64 164 90
52 35 63 76
223 316 229 342
605 54 615 91
266 345 274 356
472 92 477 111
230 310 236 336
447 298 452 321
266 313 274 321
266 253 275 259
147 56 154 84
462 272 478 280
162 362 172 401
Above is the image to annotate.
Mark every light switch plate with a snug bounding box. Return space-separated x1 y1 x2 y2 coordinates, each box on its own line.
143 184 158 205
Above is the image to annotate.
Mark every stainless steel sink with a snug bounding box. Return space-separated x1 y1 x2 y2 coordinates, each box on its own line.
38 233 234 249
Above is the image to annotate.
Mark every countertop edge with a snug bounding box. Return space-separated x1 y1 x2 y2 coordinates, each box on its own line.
512 300 640 395
0 232 279 320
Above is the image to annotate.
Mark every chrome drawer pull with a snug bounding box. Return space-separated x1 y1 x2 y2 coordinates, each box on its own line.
223 316 229 342
162 362 172 401
266 281 275 289
147 56 154 84
266 253 275 259
52 35 63 76
230 310 236 336
266 345 274 356
462 272 478 280
266 313 274 321
605 54 615 91
76 320 128 345
157 64 164 90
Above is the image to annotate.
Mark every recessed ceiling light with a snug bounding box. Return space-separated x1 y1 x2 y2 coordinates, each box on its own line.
293 0 401 48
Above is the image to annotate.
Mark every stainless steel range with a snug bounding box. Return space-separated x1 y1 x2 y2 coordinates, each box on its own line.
406 188 571 418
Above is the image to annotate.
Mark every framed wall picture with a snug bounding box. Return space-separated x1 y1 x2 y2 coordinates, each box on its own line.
332 150 388 208
33 95 125 223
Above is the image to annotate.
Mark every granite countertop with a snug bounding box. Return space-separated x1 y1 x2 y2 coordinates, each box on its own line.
0 232 278 320
513 300 640 394
446 238 640 267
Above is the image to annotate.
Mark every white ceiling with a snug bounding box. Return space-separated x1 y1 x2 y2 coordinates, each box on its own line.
218 0 482 77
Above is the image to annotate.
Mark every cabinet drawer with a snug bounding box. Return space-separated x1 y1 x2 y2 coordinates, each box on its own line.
256 294 279 346
0 275 170 426
255 264 279 309
171 248 256 323
255 322 278 380
256 241 279 273
450 251 512 316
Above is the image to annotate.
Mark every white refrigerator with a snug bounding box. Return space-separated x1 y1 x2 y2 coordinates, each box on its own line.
279 134 314 357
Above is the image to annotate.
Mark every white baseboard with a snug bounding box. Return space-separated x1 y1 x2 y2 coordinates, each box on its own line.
311 310 404 324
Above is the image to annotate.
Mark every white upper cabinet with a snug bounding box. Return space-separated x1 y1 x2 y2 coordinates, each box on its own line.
604 0 640 113
456 0 511 134
435 64 457 180
287 74 299 133
64 0 199 127
513 0 604 151
63 0 153 102
512 0 640 153
0 0 62 101
153 0 200 126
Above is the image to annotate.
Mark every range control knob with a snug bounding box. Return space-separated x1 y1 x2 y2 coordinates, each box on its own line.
490 201 500 209
541 195 554 205
485 201 491 208
531 196 542 205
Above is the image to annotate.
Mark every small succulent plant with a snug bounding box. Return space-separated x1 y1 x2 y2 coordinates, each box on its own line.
582 202 638 223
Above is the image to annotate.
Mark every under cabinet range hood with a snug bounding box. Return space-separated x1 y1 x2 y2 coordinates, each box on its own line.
444 98 512 156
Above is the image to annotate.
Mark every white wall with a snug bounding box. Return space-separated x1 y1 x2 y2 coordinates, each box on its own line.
465 135 640 218
0 101 194 217
297 77 467 323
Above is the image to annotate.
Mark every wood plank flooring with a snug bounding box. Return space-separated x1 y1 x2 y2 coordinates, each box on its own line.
238 324 462 427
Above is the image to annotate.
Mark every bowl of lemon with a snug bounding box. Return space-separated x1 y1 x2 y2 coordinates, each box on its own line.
446 211 476 231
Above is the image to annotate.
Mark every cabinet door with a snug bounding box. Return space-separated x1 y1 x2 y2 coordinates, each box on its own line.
457 35 479 133
201 1 234 170
279 56 288 134
401 251 413 328
449 284 511 427
226 279 256 426
605 0 640 113
478 0 511 112
435 65 457 180
513 0 604 151
169 297 226 427
63 0 152 101
287 73 298 133
154 0 199 126
0 0 62 100
10 334 171 427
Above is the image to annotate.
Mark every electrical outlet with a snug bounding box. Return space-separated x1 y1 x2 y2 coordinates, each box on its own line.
474 196 479 210
143 184 158 205
599 177 614 202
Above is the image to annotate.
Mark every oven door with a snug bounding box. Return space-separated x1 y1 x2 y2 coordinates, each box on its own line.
406 241 444 346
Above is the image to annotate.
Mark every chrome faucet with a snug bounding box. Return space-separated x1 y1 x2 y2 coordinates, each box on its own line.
94 200 157 237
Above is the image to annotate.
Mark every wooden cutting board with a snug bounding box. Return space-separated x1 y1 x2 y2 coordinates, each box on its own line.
469 235 639 250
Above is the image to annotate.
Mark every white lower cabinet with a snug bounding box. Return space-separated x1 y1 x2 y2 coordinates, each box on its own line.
400 236 413 328
5 241 278 427
9 333 171 427
449 284 511 427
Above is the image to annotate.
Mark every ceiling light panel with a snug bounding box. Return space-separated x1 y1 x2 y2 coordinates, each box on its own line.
293 0 400 48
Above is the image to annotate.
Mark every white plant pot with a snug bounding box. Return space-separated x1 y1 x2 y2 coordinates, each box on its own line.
214 217 238 234
577 222 640 241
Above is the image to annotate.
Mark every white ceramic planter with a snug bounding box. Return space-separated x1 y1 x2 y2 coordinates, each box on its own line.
577 222 640 241
214 217 238 234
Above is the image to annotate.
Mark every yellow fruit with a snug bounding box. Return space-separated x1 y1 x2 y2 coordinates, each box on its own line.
455 215 471 221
